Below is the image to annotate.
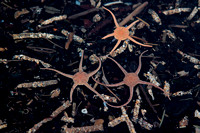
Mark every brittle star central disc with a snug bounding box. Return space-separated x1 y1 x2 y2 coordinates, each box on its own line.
114 27 129 40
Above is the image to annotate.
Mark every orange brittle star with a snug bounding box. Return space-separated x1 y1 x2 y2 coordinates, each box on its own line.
41 50 108 103
93 51 166 108
102 7 152 55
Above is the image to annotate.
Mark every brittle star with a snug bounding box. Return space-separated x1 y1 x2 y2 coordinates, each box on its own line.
102 7 152 55
93 50 166 108
41 50 107 103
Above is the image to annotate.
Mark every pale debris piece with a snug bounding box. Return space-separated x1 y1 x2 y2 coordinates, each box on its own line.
50 88 61 98
177 70 189 77
163 81 170 99
61 29 85 43
144 71 160 100
15 80 58 89
194 110 200 119
0 121 7 130
93 94 117 103
27 101 71 133
108 107 136 133
12 32 65 40
148 9 162 25
93 14 101 22
187 7 198 21
0 59 8 64
14 8 29 19
162 8 191 15
61 124 104 133
179 116 188 128
13 54 51 68
138 118 153 130
144 72 160 87
172 89 192 97
194 65 200 70
104 1 123 6
38 15 67 26
162 29 177 41
61 112 74 123
132 99 141 123
177 49 200 65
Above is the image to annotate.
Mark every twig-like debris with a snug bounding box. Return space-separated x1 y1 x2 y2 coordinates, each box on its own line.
13 54 51 68
65 32 74 50
187 7 198 21
163 81 171 100
132 88 141 123
138 118 153 130
89 41 128 64
71 102 76 117
61 112 74 123
14 8 29 19
27 100 71 133
162 8 191 15
132 99 141 123
104 1 123 6
68 8 100 20
172 89 192 97
26 46 56 54
162 30 176 42
1 2 17 10
168 25 188 28
144 72 160 87
119 1 148 26
93 94 117 103
15 80 58 89
38 15 67 27
108 107 136 133
144 71 161 100
12 33 66 40
61 124 104 133
0 123 7 130
177 49 200 65
61 29 85 43
44 6 60 14
159 109 166 127
50 88 61 98
148 9 162 25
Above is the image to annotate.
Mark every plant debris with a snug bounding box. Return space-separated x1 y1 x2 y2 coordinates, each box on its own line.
0 0 200 133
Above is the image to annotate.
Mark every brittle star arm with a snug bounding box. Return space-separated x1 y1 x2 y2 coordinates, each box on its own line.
102 33 115 39
103 7 119 27
126 20 140 30
135 50 148 74
138 80 165 93
92 78 133 108
127 36 152 47
139 80 171 100
70 84 77 102
107 86 134 108
84 82 107 103
88 55 102 77
40 68 73 79
107 57 128 75
92 77 125 87
109 40 122 55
